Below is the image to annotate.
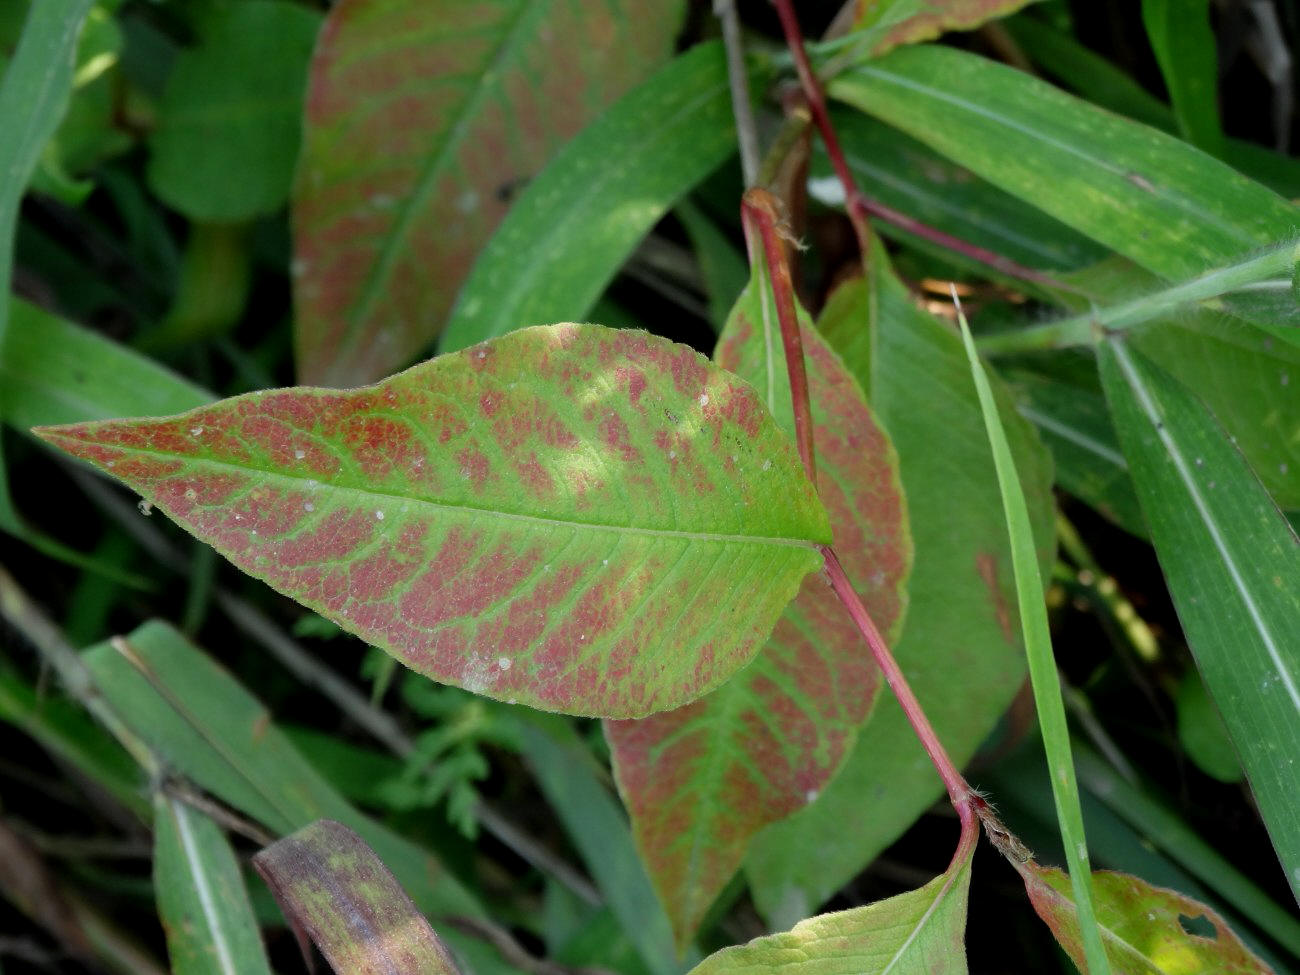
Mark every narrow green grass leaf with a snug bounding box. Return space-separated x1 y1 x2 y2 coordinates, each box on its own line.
154 795 273 975
828 45 1297 283
83 621 487 921
0 0 93 548
745 250 1054 924
1140 0 1223 156
606 260 910 948
1017 864 1272 974
1174 669 1243 784
692 829 975 974
292 0 683 385
41 325 827 718
254 820 461 975
440 42 745 353
1097 339 1300 905
676 201 748 334
147 1 320 221
520 719 689 975
958 314 1109 974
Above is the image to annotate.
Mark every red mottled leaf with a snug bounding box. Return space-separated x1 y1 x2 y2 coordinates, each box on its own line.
36 324 828 719
254 820 462 975
1018 861 1274 974
851 0 1038 53
292 0 684 387
606 212 910 946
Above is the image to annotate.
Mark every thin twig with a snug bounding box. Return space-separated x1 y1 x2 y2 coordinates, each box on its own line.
68 466 604 907
768 0 1061 289
714 0 760 186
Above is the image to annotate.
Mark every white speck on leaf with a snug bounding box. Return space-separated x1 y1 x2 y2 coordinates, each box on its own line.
698 393 709 407
761 459 771 472
1282 372 1290 386
190 427 203 436
375 510 385 520
668 450 676 460
304 502 314 512
137 500 153 516
497 657 511 671
804 789 818 804
294 449 305 460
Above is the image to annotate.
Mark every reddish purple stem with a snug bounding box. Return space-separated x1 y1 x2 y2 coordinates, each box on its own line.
769 0 1060 289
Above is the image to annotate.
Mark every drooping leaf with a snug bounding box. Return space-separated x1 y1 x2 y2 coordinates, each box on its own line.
811 108 1107 273
1018 862 1274 974
154 795 273 975
1097 339 1300 904
254 820 461 975
745 248 1054 924
440 42 746 353
146 1 321 222
1175 669 1243 785
692 828 975 974
292 0 684 385
828 45 1298 283
850 0 1039 53
607 238 910 947
1140 0 1223 156
42 325 828 719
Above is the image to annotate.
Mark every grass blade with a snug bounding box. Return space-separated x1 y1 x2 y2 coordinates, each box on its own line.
957 312 1110 974
1097 338 1300 906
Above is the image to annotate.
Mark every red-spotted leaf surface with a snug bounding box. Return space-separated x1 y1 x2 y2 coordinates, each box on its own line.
254 820 462 975
687 825 974 974
851 0 1038 53
36 325 828 719
1017 861 1273 974
292 0 684 387
606 211 911 947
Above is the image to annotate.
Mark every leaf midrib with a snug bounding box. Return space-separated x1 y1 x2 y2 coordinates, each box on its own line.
99 439 824 549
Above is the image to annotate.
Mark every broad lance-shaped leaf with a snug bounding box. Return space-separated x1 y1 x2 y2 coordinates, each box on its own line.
689 826 974 974
38 325 828 719
254 820 462 975
606 250 911 946
154 795 273 975
1017 862 1272 974
292 0 683 386
1097 339 1300 905
745 247 1055 926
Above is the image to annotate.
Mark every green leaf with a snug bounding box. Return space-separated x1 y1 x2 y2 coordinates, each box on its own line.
154 795 273 975
440 42 744 354
1140 0 1223 156
828 45 1298 283
253 820 461 975
1175 669 1244 784
745 250 1054 924
691 830 974 974
42 325 827 718
292 0 684 386
1002 362 1146 537
0 0 94 544
606 254 910 947
2 298 210 428
1097 339 1300 904
958 306 1110 975
851 0 1039 53
147 1 320 222
83 621 486 922
1129 313 1300 511
814 108 1107 272
1018 863 1273 974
